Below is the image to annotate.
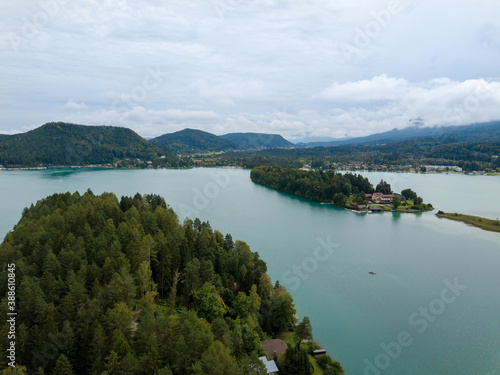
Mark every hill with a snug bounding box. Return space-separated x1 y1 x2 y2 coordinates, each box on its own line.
150 128 237 154
300 121 500 147
0 191 300 374
220 132 294 149
0 122 167 167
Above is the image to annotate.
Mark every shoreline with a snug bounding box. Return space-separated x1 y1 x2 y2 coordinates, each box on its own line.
436 212 500 233
1 164 499 176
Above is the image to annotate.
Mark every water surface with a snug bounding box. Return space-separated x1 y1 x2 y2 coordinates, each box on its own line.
0 168 499 375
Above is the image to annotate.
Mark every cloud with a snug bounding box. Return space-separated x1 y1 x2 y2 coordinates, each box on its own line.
1 0 500 140
318 75 500 129
63 100 87 111
319 75 409 102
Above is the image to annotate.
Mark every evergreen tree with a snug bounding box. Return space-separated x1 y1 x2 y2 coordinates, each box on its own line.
53 354 74 375
283 343 313 375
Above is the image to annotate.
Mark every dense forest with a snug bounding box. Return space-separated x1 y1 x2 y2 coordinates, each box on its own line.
149 129 293 153
204 137 500 172
250 166 374 202
250 166 432 211
149 129 237 154
220 133 293 150
0 192 341 374
0 123 187 168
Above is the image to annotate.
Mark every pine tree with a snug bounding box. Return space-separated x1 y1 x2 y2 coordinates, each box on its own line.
53 354 74 375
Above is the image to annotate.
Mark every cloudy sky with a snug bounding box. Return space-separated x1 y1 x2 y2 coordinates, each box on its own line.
1 0 500 141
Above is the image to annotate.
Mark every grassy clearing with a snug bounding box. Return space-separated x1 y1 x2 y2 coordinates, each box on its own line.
309 354 325 375
276 331 295 346
436 212 500 233
396 200 433 213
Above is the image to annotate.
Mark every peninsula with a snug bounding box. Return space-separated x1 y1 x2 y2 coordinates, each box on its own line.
436 211 500 233
250 166 433 213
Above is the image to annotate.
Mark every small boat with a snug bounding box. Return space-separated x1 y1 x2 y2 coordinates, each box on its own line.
368 271 376 275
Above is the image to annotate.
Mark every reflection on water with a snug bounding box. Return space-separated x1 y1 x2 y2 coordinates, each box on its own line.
40 167 109 179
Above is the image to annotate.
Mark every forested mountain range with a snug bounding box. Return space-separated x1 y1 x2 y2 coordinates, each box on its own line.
1 121 499 170
299 121 500 147
0 122 171 167
0 191 309 374
150 129 293 153
220 133 293 149
149 129 237 154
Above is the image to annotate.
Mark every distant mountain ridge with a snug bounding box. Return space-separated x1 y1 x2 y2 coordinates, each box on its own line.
220 132 293 149
149 128 294 153
149 128 237 154
2 121 500 167
299 121 500 147
0 122 164 166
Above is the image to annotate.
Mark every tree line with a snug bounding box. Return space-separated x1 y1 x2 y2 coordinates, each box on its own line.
250 166 374 203
199 138 500 172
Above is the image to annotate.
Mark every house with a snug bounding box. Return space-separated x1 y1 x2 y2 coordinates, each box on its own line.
312 349 327 358
369 205 382 212
259 356 279 374
350 202 358 207
261 339 288 360
358 205 367 210
380 194 394 204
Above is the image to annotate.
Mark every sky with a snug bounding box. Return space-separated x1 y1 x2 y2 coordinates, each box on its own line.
1 0 500 142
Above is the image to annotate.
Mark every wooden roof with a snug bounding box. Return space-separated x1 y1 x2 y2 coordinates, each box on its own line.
261 339 288 359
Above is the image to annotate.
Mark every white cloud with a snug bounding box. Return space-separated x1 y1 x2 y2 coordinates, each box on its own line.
1 0 500 140
319 75 409 102
63 100 87 111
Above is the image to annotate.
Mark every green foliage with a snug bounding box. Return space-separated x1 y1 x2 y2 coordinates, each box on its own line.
436 212 500 233
295 317 313 342
221 133 293 150
0 123 161 167
392 196 401 209
150 128 236 154
250 166 374 204
192 282 226 322
0 191 300 374
199 129 500 172
283 343 313 375
53 355 74 375
0 122 190 168
271 286 296 333
401 188 417 201
317 354 344 374
375 180 392 194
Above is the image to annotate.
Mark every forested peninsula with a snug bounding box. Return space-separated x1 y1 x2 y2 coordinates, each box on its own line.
0 192 342 375
250 166 433 213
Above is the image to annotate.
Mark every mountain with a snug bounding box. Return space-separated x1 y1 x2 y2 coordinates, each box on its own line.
150 128 236 153
220 132 294 149
0 122 164 166
300 121 500 147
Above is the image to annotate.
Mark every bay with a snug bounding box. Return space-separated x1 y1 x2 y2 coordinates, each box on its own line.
0 168 499 375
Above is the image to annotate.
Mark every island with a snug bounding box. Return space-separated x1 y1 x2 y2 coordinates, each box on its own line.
436 211 500 233
0 191 343 374
250 166 433 213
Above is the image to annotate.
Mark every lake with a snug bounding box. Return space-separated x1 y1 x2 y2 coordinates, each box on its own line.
1 168 499 375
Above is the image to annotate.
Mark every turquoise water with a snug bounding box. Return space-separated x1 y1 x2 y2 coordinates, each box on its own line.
1 168 499 375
